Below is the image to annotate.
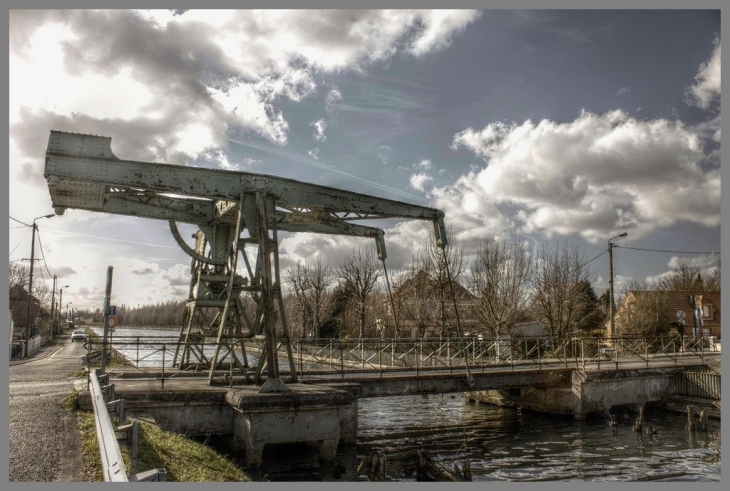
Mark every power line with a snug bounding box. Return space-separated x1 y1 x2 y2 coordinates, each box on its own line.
615 245 719 255
36 230 54 278
582 249 607 267
9 216 30 227
9 227 31 257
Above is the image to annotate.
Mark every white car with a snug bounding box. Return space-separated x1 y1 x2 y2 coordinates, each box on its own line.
71 329 87 342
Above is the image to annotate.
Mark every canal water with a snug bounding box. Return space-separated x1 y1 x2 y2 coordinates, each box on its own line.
92 327 721 482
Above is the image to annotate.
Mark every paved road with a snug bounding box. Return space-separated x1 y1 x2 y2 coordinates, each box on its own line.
9 334 89 482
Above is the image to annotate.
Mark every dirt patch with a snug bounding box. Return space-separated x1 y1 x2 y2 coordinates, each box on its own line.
55 410 89 481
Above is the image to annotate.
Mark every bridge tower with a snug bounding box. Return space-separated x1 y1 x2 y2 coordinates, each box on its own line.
43 130 451 390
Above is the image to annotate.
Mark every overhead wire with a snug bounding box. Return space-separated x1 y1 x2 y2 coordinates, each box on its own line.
615 245 718 255
36 229 54 278
9 216 30 227
581 249 608 267
9 227 31 257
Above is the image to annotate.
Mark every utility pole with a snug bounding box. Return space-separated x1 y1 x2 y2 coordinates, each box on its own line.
25 214 54 342
58 285 69 328
50 275 57 339
608 232 628 339
101 266 114 374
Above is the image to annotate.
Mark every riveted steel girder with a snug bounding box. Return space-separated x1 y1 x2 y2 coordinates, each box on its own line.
44 131 444 227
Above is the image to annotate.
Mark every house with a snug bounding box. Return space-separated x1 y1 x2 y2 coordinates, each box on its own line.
392 269 478 338
9 285 42 339
608 290 720 340
666 291 720 339
511 320 548 338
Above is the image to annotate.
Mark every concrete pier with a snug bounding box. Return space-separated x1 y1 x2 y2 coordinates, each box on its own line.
77 375 357 467
466 366 692 419
227 384 357 467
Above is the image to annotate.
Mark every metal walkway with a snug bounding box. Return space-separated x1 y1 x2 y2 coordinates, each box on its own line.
88 334 720 387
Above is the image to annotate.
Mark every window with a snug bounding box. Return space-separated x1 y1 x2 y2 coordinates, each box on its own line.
702 304 713 319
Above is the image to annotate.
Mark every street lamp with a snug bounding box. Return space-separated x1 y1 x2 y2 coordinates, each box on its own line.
66 302 73 324
608 232 628 339
25 214 55 340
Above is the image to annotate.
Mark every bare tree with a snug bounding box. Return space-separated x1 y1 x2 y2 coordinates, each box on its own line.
469 239 533 336
9 261 53 316
531 242 596 339
658 261 705 291
412 227 466 337
8 262 30 290
304 256 333 338
381 264 408 338
284 262 313 338
704 262 721 292
614 281 670 336
337 248 381 338
284 257 333 338
397 264 439 338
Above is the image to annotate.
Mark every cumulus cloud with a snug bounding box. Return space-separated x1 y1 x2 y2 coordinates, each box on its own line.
9 9 479 181
210 150 260 171
416 159 432 170
311 119 327 141
277 218 439 271
447 110 718 243
325 87 343 112
409 172 434 192
644 254 721 286
686 37 721 110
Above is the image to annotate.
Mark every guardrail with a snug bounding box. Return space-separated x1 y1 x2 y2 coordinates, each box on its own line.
89 369 166 482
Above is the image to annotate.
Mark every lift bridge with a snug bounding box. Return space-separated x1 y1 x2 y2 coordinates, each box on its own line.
44 131 452 390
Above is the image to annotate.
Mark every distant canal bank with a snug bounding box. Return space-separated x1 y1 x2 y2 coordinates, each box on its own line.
91 326 721 482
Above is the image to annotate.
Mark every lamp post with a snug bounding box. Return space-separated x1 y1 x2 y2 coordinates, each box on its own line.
25 214 55 340
66 302 73 324
608 232 628 339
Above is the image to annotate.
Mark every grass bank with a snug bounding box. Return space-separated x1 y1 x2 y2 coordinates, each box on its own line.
63 391 250 482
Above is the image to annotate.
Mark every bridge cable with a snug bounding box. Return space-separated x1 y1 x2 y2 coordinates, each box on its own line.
380 258 400 339
439 244 475 388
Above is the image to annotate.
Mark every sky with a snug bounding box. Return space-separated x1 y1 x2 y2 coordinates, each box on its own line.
6 8 722 313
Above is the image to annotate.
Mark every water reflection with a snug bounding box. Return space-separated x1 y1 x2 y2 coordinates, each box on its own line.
234 395 721 482
352 394 720 482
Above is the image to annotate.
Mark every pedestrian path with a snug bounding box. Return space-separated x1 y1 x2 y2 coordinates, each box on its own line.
9 336 66 366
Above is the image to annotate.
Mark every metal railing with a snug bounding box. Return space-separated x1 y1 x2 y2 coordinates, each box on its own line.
671 368 721 400
89 369 166 482
292 335 719 380
87 334 719 382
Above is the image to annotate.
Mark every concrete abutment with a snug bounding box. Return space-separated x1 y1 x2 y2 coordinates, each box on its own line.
466 367 682 419
78 381 358 468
